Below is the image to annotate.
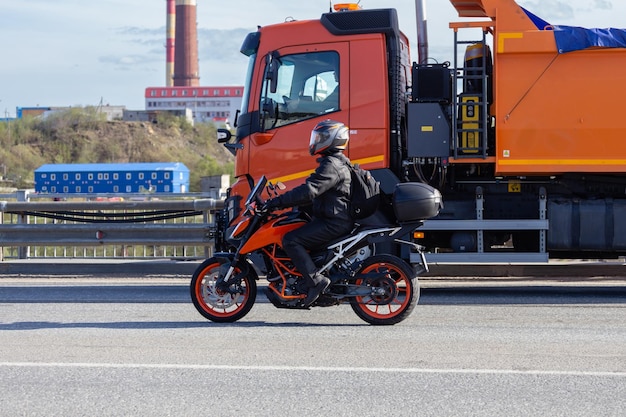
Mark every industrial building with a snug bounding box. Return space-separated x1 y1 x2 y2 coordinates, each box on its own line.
143 86 242 125
34 162 190 194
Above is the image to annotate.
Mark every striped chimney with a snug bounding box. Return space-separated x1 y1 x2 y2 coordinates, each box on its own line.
165 0 175 86
173 0 200 86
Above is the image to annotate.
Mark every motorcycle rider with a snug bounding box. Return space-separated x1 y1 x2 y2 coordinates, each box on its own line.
264 119 354 307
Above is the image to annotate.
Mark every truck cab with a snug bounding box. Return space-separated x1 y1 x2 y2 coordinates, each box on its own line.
217 8 411 240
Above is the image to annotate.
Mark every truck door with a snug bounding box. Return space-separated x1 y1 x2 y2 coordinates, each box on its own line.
250 43 350 189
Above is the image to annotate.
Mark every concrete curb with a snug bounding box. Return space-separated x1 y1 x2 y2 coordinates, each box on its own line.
0 259 200 277
1 259 625 279
423 261 626 278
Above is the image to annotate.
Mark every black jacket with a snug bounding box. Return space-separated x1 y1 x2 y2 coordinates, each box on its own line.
275 152 352 221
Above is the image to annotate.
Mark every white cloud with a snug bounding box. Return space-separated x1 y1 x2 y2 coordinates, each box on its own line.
521 1 574 20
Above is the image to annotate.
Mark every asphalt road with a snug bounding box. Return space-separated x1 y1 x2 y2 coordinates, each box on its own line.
1 278 625 416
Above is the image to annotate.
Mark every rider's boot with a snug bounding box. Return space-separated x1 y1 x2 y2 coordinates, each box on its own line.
303 273 330 307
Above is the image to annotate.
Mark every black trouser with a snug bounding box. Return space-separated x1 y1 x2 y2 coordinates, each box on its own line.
282 217 353 286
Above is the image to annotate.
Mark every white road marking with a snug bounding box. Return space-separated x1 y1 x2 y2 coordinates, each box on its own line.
0 362 624 377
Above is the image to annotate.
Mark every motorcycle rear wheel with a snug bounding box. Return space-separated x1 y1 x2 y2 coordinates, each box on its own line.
349 254 419 325
190 257 257 323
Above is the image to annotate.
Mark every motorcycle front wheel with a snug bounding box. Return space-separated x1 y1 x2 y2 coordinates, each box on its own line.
349 254 419 325
190 257 257 323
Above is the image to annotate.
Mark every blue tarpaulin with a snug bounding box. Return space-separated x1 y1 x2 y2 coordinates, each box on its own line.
521 6 626 54
522 7 551 31
552 26 626 53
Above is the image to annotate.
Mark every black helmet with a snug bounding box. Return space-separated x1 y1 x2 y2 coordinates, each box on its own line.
309 119 349 156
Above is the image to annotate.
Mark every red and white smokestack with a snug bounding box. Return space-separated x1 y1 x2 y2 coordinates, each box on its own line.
166 0 175 86
173 0 200 86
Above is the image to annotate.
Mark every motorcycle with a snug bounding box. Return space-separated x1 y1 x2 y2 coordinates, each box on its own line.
190 175 441 325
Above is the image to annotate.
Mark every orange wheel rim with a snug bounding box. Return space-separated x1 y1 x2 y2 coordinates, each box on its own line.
194 263 250 318
355 262 411 319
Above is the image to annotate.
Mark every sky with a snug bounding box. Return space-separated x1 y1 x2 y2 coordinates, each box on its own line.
1 0 624 117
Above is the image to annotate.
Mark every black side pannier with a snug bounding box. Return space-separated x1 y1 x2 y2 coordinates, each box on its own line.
392 182 442 222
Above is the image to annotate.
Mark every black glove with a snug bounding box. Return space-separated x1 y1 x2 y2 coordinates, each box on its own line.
263 198 282 212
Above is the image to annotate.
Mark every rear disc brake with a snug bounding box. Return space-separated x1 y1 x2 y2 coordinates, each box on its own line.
369 276 397 305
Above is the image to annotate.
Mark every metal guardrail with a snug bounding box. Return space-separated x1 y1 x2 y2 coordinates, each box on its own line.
0 194 225 260
0 223 212 246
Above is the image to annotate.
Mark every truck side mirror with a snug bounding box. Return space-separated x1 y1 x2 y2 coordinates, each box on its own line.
261 98 277 119
217 129 232 143
265 51 280 94
269 66 278 94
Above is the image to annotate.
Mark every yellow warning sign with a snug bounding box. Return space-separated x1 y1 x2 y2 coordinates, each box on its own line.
508 180 521 193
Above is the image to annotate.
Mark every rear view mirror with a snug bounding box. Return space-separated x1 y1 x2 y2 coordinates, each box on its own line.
217 129 232 143
267 181 287 197
261 98 277 119
265 51 281 94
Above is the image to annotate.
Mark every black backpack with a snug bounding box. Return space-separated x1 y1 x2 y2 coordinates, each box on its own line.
346 162 381 219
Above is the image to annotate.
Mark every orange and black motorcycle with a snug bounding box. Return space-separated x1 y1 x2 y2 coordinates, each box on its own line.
190 175 441 325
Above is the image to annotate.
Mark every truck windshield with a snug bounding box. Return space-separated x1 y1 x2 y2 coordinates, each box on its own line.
260 50 339 131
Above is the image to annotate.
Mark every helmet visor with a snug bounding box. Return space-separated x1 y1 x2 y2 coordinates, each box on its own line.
309 130 330 154
309 130 323 148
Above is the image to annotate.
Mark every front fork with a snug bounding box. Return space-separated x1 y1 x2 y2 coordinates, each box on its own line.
214 254 250 294
216 213 262 293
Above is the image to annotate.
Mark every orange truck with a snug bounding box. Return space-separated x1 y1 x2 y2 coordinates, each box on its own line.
216 0 626 263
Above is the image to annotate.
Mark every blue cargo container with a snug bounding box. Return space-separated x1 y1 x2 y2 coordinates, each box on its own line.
34 162 190 194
